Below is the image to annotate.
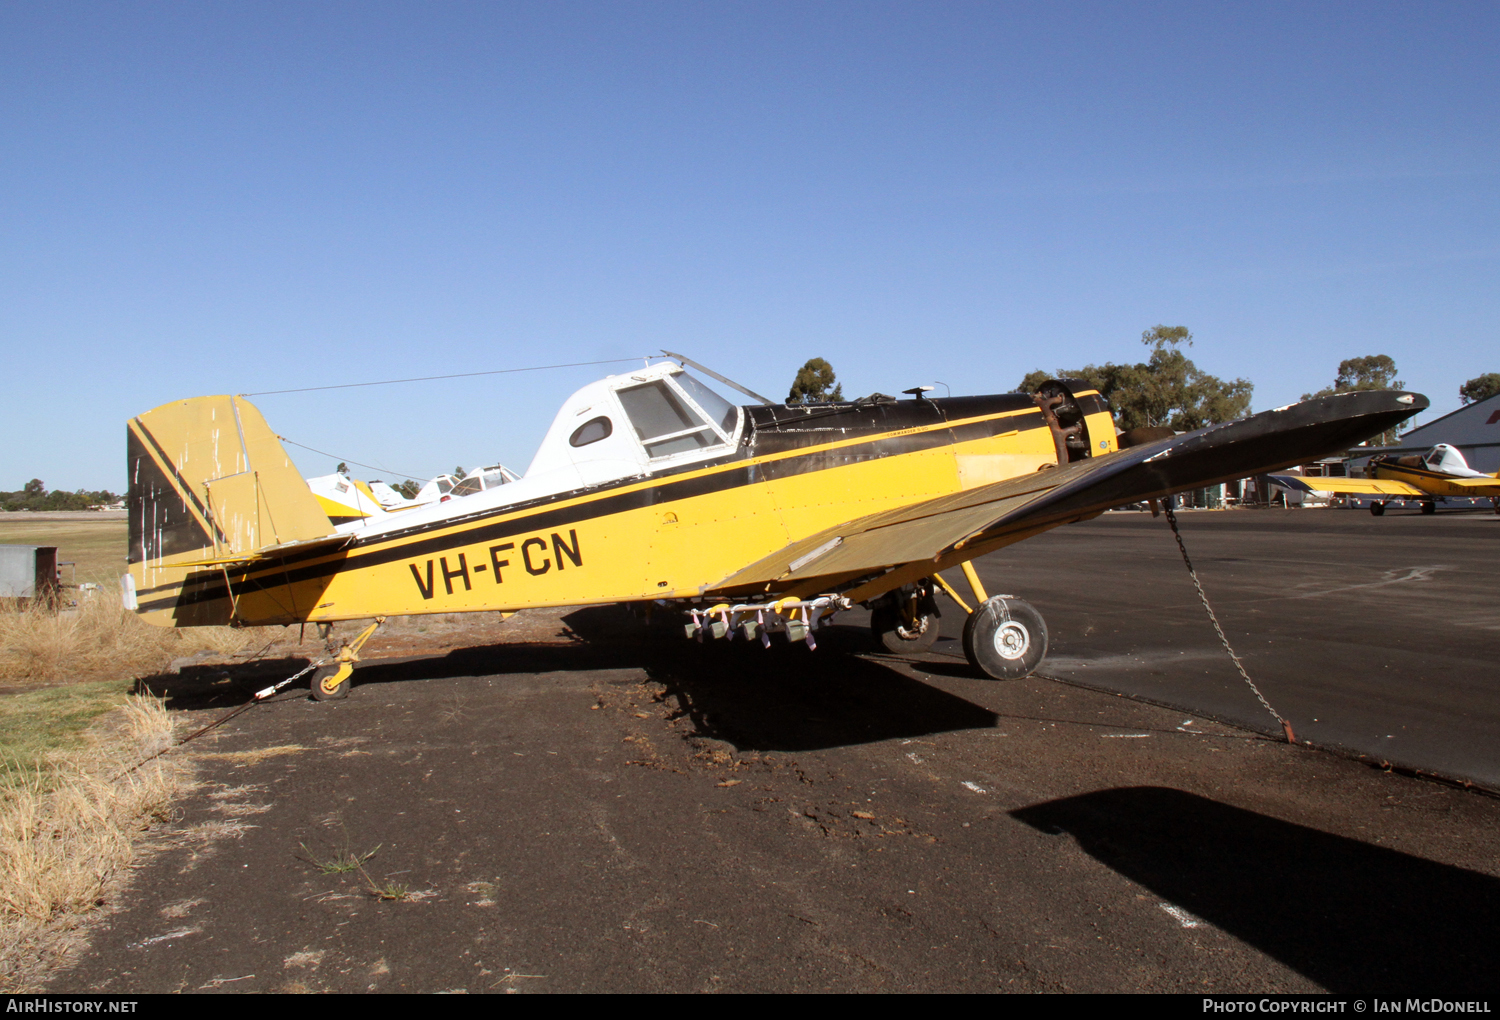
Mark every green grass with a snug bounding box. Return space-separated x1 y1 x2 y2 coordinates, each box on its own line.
0 680 133 758
0 680 134 796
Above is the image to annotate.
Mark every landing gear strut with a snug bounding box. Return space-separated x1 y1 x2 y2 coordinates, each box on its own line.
870 579 941 654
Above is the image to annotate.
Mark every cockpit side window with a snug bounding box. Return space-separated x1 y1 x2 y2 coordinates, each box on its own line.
618 381 704 440
569 416 613 448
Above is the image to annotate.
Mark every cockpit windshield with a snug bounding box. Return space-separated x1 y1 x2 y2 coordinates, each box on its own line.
675 372 738 434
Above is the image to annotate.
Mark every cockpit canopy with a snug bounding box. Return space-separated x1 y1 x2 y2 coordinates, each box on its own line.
524 363 743 487
1424 444 1478 476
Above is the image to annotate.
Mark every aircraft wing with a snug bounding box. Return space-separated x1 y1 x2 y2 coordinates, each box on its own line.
1266 475 1425 497
710 389 1426 599
1445 476 1500 495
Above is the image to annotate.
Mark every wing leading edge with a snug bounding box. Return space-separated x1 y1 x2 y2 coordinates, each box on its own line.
710 389 1427 600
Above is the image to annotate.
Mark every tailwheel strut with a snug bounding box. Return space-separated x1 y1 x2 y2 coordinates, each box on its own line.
311 617 385 701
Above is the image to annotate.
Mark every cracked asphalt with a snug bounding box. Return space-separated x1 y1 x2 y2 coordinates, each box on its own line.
45 509 1500 994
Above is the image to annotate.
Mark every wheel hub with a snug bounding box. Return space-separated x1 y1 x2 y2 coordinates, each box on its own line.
992 620 1030 660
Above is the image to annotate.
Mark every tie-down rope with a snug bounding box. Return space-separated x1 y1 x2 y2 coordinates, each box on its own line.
1162 500 1297 745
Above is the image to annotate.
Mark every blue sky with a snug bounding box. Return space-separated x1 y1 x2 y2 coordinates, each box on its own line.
2 0 1496 490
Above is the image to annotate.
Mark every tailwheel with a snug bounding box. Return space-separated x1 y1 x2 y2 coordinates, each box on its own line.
962 596 1048 681
1370 501 1386 516
309 663 352 701
870 579 941 655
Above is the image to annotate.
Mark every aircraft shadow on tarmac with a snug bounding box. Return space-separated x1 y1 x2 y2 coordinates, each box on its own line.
1011 786 1500 994
563 604 1001 752
138 607 1000 751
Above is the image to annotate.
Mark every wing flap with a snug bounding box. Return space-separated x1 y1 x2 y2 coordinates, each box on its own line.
710 389 1428 596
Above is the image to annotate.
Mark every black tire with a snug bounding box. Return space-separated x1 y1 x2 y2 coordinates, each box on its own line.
309 664 350 701
1421 501 1437 515
1370 502 1385 516
962 597 1048 680
870 598 941 655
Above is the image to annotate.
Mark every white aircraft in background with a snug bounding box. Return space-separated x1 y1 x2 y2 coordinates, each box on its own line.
1270 443 1500 515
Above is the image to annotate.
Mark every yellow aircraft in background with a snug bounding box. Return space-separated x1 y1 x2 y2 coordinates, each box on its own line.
1270 443 1500 515
122 357 1426 698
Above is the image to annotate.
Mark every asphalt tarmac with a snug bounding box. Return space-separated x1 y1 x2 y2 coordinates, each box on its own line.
44 509 1500 994
959 508 1500 787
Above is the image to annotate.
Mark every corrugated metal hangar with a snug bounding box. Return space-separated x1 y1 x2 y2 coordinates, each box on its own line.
1348 392 1500 474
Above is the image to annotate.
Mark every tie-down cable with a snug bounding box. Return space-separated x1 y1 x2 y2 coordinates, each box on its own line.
1158 496 1298 745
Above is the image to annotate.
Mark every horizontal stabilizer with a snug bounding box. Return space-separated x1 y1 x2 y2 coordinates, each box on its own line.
168 532 354 568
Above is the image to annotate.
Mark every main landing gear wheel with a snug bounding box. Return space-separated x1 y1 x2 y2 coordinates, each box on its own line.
1421 501 1437 515
309 664 351 701
871 580 942 655
1370 501 1386 516
962 597 1048 681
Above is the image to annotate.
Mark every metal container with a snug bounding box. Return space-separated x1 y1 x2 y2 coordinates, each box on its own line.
0 545 59 599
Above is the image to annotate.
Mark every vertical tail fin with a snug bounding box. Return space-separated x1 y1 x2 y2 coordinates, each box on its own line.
127 395 334 575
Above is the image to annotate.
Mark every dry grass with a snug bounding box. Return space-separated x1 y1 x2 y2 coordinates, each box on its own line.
0 594 258 685
0 695 190 991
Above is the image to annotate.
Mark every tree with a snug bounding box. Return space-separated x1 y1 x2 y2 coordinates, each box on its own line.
395 479 422 500
1302 354 1405 445
787 358 844 404
1302 355 1402 400
0 480 120 512
1460 373 1500 405
336 462 350 477
453 466 467 481
1017 326 1252 433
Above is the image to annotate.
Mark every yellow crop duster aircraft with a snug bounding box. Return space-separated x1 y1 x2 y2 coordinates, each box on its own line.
122 358 1425 698
1270 443 1500 515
